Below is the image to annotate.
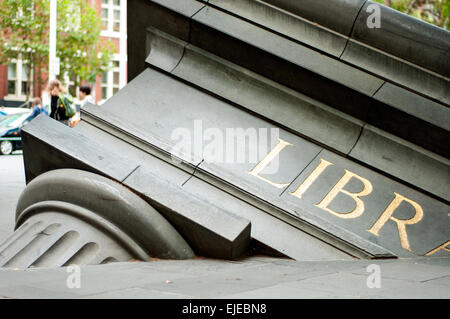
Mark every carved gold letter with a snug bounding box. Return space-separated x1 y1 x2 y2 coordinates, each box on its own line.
425 241 450 256
289 159 334 199
367 192 423 252
247 138 292 189
315 170 373 219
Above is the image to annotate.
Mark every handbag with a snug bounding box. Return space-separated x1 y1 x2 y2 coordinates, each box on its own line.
59 94 76 118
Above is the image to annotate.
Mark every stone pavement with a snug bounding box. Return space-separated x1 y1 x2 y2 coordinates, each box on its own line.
0 154 449 299
0 153 25 243
0 256 449 299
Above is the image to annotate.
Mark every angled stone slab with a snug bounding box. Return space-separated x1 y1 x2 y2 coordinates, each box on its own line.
122 165 251 260
82 67 386 258
188 5 375 121
372 82 450 158
349 125 450 202
171 43 363 154
128 0 205 80
166 42 449 200
280 150 450 258
261 0 366 36
188 2 448 155
150 0 205 17
93 67 322 200
82 69 206 167
145 26 187 73
23 117 251 260
373 83 450 132
90 66 445 258
351 0 450 78
73 121 194 182
182 175 353 261
341 39 450 106
207 0 349 57
195 127 321 206
79 109 198 178
74 121 252 260
21 115 139 184
193 158 393 259
136 1 446 158
191 5 384 98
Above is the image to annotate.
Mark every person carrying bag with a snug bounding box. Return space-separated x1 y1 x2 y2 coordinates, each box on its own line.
59 92 76 118
47 79 75 126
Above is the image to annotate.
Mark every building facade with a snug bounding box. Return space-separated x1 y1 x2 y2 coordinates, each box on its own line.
95 0 127 104
0 0 127 108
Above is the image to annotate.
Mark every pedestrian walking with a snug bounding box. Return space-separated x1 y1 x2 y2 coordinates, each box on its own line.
47 79 76 126
29 97 48 120
70 85 95 128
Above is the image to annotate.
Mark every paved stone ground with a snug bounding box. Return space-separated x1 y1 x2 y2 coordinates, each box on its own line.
0 257 449 299
0 152 25 243
0 154 449 299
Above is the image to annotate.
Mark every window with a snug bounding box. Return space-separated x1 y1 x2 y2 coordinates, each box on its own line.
101 71 108 99
113 8 120 32
64 72 78 98
8 63 17 95
21 62 30 96
101 7 108 30
100 59 121 102
101 0 121 33
6 55 32 99
112 69 120 95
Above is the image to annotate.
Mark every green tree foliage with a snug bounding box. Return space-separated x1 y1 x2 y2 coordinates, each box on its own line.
0 0 49 100
56 0 115 89
0 0 115 100
374 0 449 30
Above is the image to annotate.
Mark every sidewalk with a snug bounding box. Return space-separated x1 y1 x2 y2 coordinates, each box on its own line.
0 153 24 243
0 256 449 299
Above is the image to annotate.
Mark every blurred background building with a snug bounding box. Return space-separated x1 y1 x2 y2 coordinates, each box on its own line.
0 0 127 107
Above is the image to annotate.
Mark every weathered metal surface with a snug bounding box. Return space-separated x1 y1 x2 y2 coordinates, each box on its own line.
73 120 352 261
0 202 142 268
20 117 252 260
15 168 194 260
81 63 446 257
164 40 449 199
4 0 448 265
131 0 448 157
127 0 205 80
349 125 450 201
0 168 197 268
261 0 366 36
373 83 450 132
341 39 450 106
207 0 349 57
281 150 450 257
352 0 450 78
170 43 364 155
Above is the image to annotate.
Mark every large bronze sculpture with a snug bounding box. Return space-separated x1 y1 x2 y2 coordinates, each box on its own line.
0 0 448 268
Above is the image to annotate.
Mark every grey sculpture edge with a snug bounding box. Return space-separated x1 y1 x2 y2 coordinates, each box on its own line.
130 0 449 160
140 27 450 202
260 0 450 78
15 168 195 260
16 200 151 262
